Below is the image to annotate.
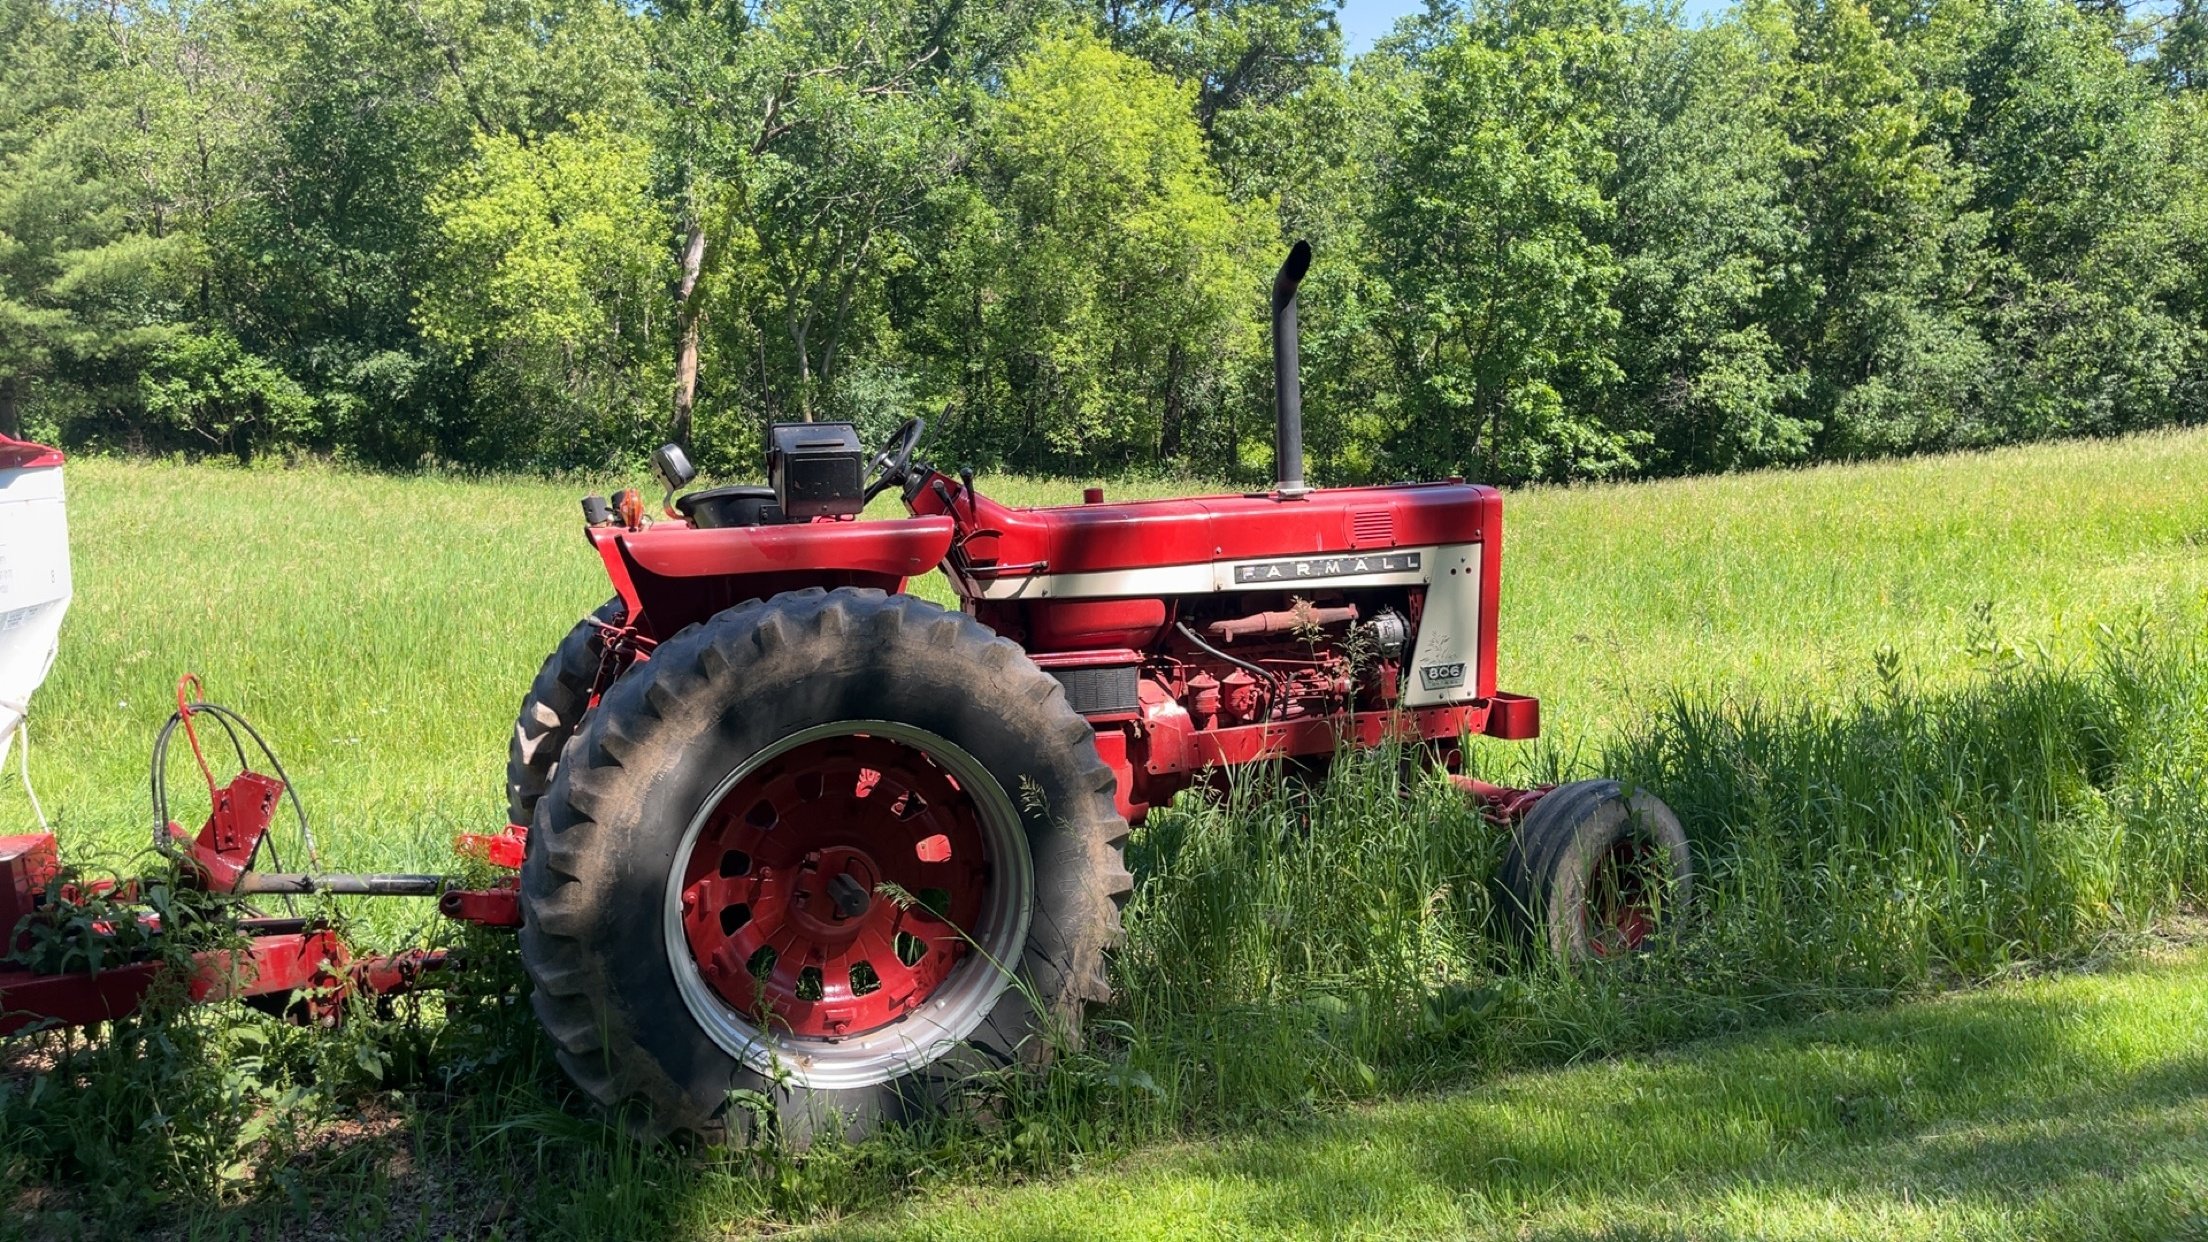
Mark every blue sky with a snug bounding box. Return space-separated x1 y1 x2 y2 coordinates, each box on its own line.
1338 0 1731 53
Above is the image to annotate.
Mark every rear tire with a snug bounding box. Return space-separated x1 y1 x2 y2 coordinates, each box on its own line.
1500 780 1692 961
518 588 1132 1144
507 598 623 827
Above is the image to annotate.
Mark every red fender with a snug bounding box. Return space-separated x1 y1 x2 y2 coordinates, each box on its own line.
593 517 955 640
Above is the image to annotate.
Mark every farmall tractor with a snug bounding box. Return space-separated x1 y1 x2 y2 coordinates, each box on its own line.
503 243 1695 1141
0 243 1688 1144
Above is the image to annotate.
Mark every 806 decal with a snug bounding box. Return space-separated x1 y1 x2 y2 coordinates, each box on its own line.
1418 662 1466 691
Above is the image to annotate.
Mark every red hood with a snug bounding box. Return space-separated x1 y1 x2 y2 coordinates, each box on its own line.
0 435 63 470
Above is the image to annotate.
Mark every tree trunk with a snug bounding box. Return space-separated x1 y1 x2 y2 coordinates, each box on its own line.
671 222 708 445
790 305 815 422
1160 344 1186 461
0 376 19 440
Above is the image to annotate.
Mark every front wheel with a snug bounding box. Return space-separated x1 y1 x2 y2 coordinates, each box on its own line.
518 588 1131 1143
507 598 624 828
1499 780 1692 961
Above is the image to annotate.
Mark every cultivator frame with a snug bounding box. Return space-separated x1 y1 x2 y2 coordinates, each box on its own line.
0 751 526 1038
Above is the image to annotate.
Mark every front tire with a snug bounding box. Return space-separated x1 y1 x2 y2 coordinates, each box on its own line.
518 588 1131 1143
1500 780 1692 961
507 598 624 827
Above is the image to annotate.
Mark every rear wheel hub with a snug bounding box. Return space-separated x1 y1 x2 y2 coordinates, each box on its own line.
668 726 1025 1070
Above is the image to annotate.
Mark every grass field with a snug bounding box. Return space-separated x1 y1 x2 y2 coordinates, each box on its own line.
4 430 2208 1238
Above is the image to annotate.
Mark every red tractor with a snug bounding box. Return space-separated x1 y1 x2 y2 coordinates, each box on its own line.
507 243 1694 1142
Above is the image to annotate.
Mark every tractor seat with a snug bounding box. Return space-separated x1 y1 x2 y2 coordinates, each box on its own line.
677 485 787 529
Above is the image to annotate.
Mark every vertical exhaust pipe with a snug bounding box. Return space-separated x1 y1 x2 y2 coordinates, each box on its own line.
1271 240 1312 498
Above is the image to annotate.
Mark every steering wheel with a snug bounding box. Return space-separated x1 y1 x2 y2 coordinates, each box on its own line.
863 416 927 502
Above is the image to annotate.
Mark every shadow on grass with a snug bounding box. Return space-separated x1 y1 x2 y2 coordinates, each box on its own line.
838 950 2208 1240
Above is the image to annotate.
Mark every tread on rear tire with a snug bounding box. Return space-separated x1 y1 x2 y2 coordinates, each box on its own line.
507 598 623 828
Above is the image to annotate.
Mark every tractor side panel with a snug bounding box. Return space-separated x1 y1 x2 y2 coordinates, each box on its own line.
938 481 1503 706
1396 544 1482 708
960 542 1490 710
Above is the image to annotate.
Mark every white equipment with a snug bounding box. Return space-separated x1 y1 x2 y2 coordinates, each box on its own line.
0 437 70 773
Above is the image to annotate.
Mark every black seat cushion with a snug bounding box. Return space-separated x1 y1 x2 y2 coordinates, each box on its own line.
676 485 786 529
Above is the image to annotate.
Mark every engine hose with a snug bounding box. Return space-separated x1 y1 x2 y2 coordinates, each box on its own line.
1174 622 1288 722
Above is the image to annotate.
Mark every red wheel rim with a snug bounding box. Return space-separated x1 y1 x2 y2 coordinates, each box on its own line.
675 732 992 1040
1584 837 1662 957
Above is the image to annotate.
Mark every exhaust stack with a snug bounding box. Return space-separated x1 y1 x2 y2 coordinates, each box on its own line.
1271 240 1312 498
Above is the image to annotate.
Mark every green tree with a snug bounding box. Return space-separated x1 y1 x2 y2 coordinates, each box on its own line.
733 75 958 425
2162 0 2208 91
2 0 2204 480
936 26 1272 469
137 327 314 461
418 113 671 458
1374 7 1631 480
1094 0 1343 130
658 0 1012 459
1952 0 2193 439
220 0 649 465
0 0 228 442
421 118 668 361
1278 53 1418 482
1602 6 1811 473
0 0 99 437
1771 0 1989 455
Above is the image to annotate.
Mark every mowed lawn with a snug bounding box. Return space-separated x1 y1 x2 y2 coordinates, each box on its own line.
831 941 2208 1241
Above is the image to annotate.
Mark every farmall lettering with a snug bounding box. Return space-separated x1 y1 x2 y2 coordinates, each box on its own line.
1233 552 1422 585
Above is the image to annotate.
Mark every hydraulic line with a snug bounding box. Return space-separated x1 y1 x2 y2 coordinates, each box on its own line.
150 686 319 919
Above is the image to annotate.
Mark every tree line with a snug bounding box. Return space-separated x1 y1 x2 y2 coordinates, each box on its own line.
3 0 2205 484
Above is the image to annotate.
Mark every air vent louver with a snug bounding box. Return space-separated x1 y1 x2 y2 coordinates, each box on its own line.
1350 509 1395 548
1048 665 1140 716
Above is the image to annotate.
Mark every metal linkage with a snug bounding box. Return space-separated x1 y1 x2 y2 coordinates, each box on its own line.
232 872 446 897
0 912 452 1037
1451 775 1557 825
0 676 531 1038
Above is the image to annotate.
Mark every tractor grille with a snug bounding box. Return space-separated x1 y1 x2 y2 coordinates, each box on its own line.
1351 508 1395 548
1049 664 1140 716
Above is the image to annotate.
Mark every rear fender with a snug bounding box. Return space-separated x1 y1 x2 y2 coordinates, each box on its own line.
590 517 955 641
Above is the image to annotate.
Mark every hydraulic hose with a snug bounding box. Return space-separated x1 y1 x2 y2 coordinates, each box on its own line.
1174 621 1288 722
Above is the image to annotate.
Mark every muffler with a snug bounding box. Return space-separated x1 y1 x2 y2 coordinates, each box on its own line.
1271 240 1312 498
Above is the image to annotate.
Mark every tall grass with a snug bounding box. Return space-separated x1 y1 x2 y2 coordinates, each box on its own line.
1627 622 2208 992
7 629 2204 1237
1069 620 2208 1154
